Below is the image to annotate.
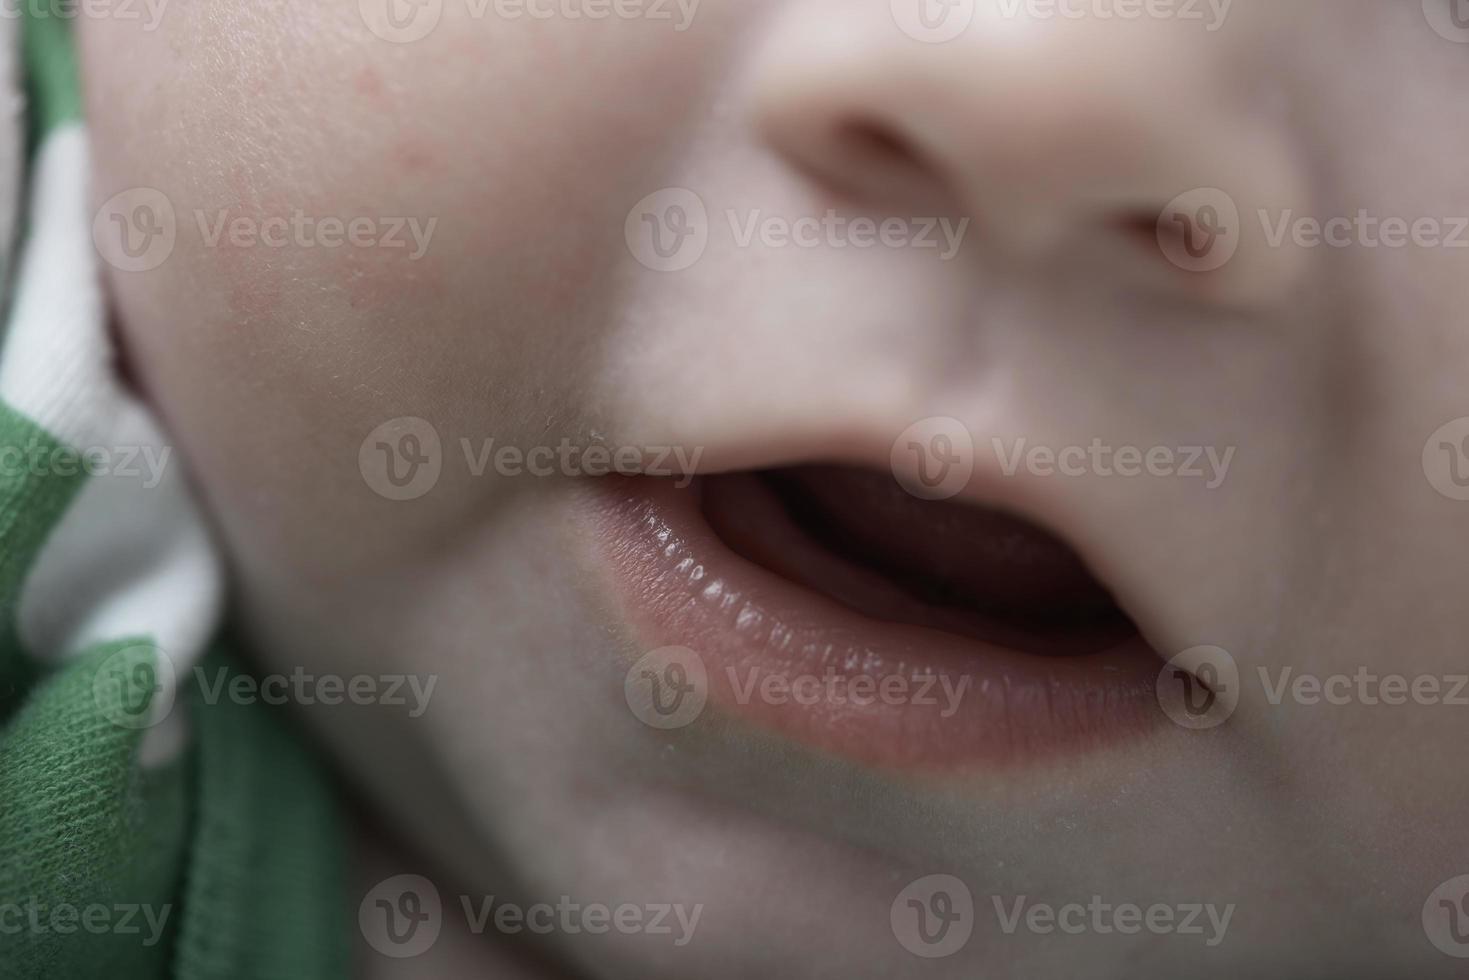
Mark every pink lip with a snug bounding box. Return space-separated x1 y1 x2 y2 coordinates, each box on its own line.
587 475 1165 771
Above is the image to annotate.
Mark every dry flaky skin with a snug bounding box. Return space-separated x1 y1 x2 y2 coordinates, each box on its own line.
75 2 1469 977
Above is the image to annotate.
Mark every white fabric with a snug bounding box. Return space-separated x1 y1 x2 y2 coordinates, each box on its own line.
4 126 224 766
0 127 121 446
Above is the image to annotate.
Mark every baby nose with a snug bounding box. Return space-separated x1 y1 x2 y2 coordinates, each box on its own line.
749 0 1310 303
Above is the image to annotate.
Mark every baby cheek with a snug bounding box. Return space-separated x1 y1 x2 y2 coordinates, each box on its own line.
334 245 448 314
187 169 449 321
354 65 442 176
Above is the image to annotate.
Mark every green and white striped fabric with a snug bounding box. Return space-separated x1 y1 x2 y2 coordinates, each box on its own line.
1 11 348 979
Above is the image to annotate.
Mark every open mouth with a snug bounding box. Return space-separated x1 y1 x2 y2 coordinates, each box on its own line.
592 467 1166 770
706 466 1140 660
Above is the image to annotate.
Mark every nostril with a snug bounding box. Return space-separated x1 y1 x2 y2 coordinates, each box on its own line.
1114 206 1208 276
1115 210 1162 249
837 119 927 176
817 117 956 214
1113 208 1177 262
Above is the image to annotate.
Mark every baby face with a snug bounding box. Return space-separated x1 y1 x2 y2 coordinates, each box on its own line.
79 2 1469 976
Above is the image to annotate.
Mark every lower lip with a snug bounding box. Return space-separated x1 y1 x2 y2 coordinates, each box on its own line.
588 475 1165 771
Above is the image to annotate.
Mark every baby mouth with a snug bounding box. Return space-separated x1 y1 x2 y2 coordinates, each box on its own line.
592 466 1167 771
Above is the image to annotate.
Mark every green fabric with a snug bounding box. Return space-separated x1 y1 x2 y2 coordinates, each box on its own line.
0 402 88 721
20 1 83 154
0 644 351 979
174 652 350 980
0 640 185 980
